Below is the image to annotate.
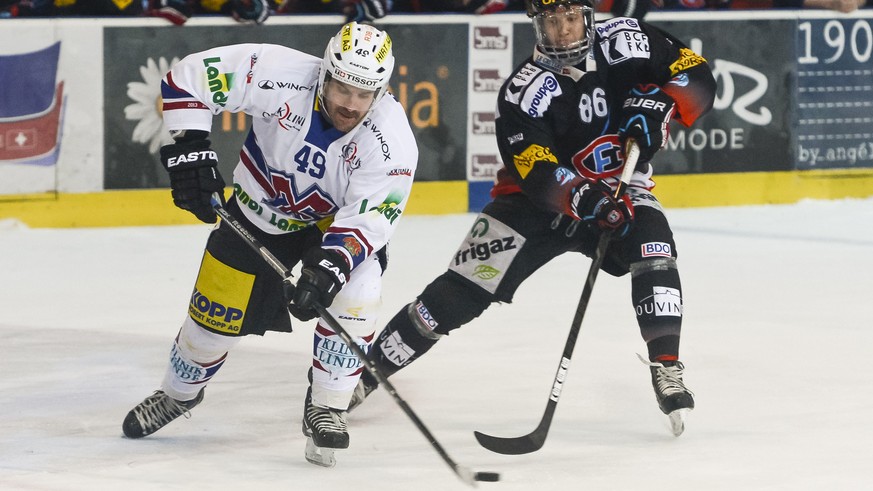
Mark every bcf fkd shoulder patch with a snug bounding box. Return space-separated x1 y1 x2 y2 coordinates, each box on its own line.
448 215 526 294
189 251 255 334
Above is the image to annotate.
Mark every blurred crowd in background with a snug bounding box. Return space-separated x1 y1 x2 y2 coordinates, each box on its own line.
1 0 870 25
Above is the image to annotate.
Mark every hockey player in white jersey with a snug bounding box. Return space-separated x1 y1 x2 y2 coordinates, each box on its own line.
122 22 418 468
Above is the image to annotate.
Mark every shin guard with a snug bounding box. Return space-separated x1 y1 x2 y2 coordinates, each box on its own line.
369 301 443 379
311 323 375 409
630 257 682 361
161 320 238 401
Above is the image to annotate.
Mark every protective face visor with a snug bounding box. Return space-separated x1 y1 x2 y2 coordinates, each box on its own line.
532 4 594 67
320 72 381 116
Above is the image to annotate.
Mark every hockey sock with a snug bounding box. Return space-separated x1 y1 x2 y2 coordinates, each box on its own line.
311 323 375 409
630 257 682 361
161 321 238 401
369 301 442 378
162 341 227 401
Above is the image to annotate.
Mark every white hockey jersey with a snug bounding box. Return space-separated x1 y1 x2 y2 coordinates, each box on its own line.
160 43 418 271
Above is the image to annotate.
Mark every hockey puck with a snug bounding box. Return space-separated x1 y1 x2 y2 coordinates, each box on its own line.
474 471 501 482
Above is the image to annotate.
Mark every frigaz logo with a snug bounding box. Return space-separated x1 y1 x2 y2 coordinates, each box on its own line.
453 236 518 267
473 69 503 92
455 217 518 269
571 135 624 180
470 217 489 238
472 112 496 135
473 27 508 50
471 154 502 179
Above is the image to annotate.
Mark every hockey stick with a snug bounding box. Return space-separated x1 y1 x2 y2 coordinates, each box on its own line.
473 140 641 455
209 194 500 486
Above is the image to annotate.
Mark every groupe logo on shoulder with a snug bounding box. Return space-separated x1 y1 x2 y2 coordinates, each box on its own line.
595 17 640 37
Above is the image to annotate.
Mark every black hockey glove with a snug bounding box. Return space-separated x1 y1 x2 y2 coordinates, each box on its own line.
343 0 389 22
571 180 634 236
160 134 225 224
618 84 676 164
287 248 350 322
229 0 270 24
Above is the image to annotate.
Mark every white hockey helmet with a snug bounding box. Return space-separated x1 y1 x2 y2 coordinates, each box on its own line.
317 22 395 114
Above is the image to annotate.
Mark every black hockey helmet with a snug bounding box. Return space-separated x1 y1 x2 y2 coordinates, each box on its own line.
525 0 595 67
525 0 592 16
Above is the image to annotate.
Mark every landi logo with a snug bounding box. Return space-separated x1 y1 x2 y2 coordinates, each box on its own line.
472 112 496 135
473 69 503 92
473 27 508 50
471 154 502 179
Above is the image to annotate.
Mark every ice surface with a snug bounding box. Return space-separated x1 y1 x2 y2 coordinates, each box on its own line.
2 198 872 490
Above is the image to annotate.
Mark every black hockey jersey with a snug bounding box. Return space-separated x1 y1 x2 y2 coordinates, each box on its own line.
492 17 717 216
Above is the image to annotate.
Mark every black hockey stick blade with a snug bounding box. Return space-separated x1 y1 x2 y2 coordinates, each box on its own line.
473 141 640 456
473 429 547 456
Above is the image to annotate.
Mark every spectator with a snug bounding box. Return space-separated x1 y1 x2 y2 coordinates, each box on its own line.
2 0 143 16
773 0 870 13
278 0 391 21
149 0 272 25
596 0 734 19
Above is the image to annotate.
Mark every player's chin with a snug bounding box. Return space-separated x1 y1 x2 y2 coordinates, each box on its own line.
333 113 362 133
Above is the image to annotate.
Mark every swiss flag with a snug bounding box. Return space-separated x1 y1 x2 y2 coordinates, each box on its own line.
0 82 64 163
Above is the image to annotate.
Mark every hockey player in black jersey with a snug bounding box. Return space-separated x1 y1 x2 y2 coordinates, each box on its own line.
350 0 716 436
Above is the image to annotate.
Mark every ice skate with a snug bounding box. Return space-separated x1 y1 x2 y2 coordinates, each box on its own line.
122 389 204 438
302 387 349 468
638 355 694 436
346 371 378 413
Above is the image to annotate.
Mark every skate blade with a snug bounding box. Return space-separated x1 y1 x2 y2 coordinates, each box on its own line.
668 409 688 437
304 437 337 468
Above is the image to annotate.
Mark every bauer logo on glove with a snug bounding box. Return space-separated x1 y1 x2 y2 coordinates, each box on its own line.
618 84 676 163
